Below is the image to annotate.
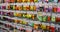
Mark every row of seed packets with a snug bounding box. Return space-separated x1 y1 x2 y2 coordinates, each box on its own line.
0 11 60 23
0 16 60 32
0 4 60 12
0 0 60 3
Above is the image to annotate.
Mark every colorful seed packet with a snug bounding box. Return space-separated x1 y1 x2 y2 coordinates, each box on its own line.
53 7 57 13
43 16 47 22
23 5 26 11
38 16 43 21
51 16 56 22
28 23 34 27
2 6 5 9
30 6 34 11
13 5 15 10
57 7 60 13
47 16 51 22
10 5 13 10
26 5 30 11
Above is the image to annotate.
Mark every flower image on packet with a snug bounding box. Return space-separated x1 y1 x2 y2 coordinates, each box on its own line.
19 6 22 11
51 16 56 22
34 0 38 2
56 17 60 22
26 14 32 18
26 5 30 11
41 24 46 30
10 5 13 10
22 21 27 25
33 5 36 11
47 16 51 22
57 7 60 13
30 0 34 2
7 5 10 10
30 6 34 11
28 23 34 27
37 16 43 22
43 16 47 22
2 6 6 9
34 24 39 29
13 5 15 10
23 5 26 11
48 6 52 12
53 6 57 13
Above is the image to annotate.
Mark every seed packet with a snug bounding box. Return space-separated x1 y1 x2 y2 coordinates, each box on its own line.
38 16 43 21
23 5 26 11
13 5 15 10
56 17 60 22
19 20 23 24
57 7 60 13
19 6 22 11
31 14 35 20
33 5 36 11
30 6 34 11
47 16 51 22
7 5 10 10
39 7 44 12
10 5 13 10
34 24 39 29
26 14 32 18
51 16 56 22
53 6 57 13
28 23 34 27
15 5 19 10
2 6 6 9
43 16 47 22
26 5 30 11
17 13 22 17
48 6 52 12
22 21 27 25
23 13 26 18
41 24 46 30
